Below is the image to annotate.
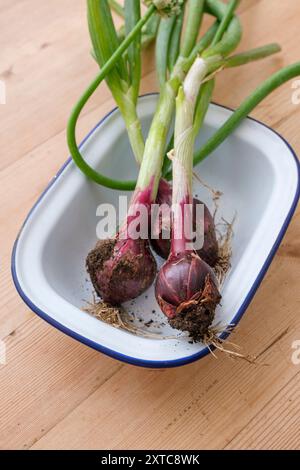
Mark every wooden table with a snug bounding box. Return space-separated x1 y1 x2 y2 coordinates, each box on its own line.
0 0 299 450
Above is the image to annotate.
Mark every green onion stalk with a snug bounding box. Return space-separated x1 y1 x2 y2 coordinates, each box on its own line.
162 41 282 175
136 0 243 204
88 0 145 164
71 0 281 192
155 57 221 341
116 10 160 47
163 61 300 179
108 0 124 17
69 1 290 192
161 0 241 175
68 2 157 190
68 0 243 191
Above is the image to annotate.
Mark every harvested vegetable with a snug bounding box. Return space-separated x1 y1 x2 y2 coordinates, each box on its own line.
155 57 221 341
87 236 156 305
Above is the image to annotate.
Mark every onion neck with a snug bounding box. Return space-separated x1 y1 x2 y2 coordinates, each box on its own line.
171 57 208 255
118 177 155 240
122 52 218 238
120 56 211 245
119 92 145 165
135 55 218 200
136 80 179 199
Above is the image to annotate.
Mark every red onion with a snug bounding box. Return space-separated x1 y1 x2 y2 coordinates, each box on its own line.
155 251 221 341
87 186 156 305
87 237 156 305
155 58 221 340
151 179 218 266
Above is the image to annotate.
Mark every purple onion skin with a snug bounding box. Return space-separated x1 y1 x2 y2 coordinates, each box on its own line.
150 180 218 266
86 185 157 305
87 237 156 305
155 252 220 319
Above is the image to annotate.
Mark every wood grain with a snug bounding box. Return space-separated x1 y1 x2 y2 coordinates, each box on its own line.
0 318 122 450
0 0 299 450
225 371 300 449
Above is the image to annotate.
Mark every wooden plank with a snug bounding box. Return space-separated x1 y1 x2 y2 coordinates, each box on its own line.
0 0 99 170
31 307 300 450
0 317 123 450
225 372 300 449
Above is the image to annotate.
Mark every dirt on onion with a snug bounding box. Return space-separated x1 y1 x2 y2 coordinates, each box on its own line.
86 237 157 305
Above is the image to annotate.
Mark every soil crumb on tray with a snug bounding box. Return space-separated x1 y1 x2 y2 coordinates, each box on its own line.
83 300 182 340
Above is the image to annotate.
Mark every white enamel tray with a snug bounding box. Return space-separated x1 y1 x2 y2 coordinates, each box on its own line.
12 95 299 368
